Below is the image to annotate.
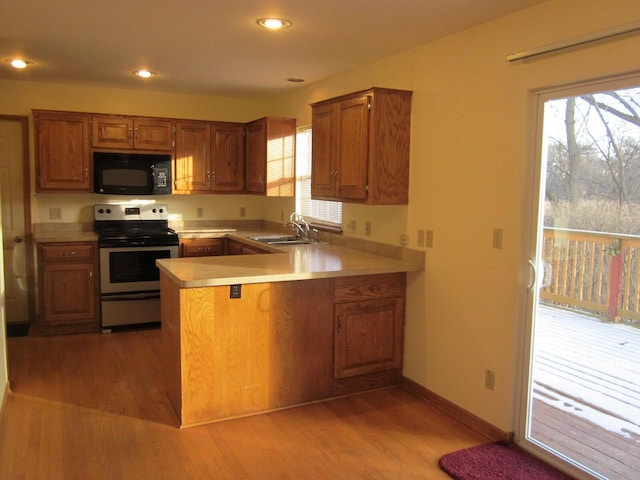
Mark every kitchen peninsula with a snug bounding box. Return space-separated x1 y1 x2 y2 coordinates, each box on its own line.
156 235 423 427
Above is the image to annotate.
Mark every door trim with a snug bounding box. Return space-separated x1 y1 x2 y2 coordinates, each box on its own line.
515 72 640 480
0 115 33 325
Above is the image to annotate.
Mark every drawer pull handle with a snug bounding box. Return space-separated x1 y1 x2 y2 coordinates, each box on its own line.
61 251 77 256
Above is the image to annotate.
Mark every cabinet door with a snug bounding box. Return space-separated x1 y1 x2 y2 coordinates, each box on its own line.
336 95 370 200
334 297 404 379
245 119 266 194
92 116 173 150
241 244 268 255
226 239 243 255
174 122 211 192
40 261 97 325
134 119 174 150
35 111 91 191
211 123 245 193
311 102 338 199
92 116 135 149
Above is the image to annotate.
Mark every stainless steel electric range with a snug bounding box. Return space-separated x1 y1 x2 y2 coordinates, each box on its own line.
94 204 179 328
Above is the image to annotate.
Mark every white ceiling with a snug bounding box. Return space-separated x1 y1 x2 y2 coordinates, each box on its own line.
1 0 545 98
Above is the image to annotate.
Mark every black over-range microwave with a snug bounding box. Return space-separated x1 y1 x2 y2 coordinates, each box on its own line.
93 152 172 195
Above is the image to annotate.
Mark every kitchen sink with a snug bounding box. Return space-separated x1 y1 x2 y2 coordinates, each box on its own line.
248 235 326 246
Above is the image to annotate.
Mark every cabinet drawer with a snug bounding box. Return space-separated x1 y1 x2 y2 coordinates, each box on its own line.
335 273 406 302
181 238 225 257
40 243 96 262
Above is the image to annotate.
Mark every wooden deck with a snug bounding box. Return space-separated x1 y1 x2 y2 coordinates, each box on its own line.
531 304 640 480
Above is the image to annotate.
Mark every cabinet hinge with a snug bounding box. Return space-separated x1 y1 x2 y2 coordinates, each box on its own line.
368 103 372 110
365 184 370 192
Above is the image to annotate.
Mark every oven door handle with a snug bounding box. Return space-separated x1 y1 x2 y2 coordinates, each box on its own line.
102 292 161 301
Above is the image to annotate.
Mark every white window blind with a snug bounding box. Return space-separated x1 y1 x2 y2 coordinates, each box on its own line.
295 126 342 229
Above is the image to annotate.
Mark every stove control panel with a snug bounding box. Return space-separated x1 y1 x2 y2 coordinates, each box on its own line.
94 204 169 221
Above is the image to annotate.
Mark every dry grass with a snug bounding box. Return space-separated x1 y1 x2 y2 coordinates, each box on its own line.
545 200 640 235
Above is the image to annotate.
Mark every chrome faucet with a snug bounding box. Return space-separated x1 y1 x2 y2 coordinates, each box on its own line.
285 212 311 240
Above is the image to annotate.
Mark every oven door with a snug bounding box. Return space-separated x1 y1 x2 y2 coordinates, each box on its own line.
99 245 179 294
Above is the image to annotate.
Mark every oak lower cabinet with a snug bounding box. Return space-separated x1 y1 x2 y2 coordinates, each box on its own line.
226 239 270 255
310 87 412 204
180 238 226 257
33 110 91 192
92 115 174 151
37 242 100 335
334 273 406 379
245 117 296 196
161 272 406 427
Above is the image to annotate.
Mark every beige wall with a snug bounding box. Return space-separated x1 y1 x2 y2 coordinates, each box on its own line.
1 0 640 431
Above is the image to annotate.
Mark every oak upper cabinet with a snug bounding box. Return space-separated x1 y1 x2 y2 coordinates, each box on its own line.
310 87 412 204
211 122 245 193
333 273 406 379
245 117 296 196
33 110 91 192
92 115 174 151
174 121 211 192
38 242 100 335
174 121 244 193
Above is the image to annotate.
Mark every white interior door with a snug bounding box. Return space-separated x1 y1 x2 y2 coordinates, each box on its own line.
0 119 29 325
518 76 640 480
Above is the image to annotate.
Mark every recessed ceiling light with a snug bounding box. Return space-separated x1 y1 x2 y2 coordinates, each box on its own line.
256 18 292 30
6 58 33 69
133 70 157 78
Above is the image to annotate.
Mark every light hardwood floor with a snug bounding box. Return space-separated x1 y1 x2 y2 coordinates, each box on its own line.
0 327 490 479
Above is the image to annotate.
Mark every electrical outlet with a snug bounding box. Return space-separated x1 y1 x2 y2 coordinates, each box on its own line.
399 234 409 246
280 210 284 221
196 207 203 218
230 284 242 299
485 369 495 391
417 229 425 247
346 220 357 234
426 230 434 248
49 208 62 220
365 221 372 236
492 228 503 249
240 207 246 218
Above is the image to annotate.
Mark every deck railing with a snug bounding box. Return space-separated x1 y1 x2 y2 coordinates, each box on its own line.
540 228 640 323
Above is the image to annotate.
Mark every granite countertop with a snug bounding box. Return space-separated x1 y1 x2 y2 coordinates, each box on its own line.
157 232 423 288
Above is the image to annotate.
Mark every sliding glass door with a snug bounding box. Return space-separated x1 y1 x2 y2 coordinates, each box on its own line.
519 77 640 480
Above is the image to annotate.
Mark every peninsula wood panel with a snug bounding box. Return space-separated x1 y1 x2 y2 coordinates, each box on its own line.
161 274 183 418
162 276 335 426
